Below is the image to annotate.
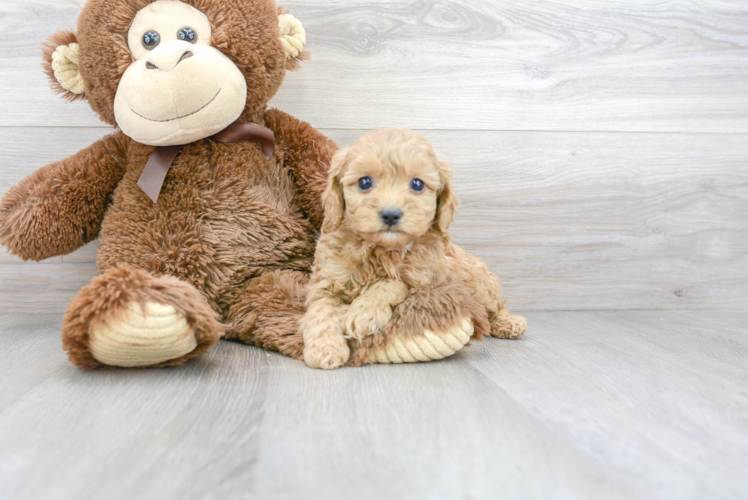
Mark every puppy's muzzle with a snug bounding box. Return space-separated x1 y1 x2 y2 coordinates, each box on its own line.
380 207 403 227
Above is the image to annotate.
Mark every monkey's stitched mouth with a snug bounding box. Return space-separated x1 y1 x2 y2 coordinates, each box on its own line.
131 88 222 123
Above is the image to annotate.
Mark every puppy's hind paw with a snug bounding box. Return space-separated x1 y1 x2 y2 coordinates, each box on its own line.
304 335 351 370
491 310 527 339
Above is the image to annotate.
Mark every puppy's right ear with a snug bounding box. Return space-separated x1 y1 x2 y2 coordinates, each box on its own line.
322 149 348 233
434 159 459 233
42 31 86 101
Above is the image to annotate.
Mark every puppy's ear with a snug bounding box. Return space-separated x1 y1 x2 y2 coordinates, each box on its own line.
322 149 348 233
42 31 86 101
434 160 459 233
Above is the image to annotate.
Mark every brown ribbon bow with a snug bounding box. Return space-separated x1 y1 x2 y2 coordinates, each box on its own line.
137 122 276 203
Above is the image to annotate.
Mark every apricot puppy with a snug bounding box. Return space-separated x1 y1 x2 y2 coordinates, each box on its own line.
300 129 526 369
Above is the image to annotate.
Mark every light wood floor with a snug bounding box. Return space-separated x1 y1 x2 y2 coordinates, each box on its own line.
1 1 747 498
1 311 746 500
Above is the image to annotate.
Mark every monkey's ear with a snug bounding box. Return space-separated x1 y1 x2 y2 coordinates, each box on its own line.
41 31 86 101
321 149 348 233
277 8 309 71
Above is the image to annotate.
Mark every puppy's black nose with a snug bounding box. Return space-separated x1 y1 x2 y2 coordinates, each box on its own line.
380 208 403 227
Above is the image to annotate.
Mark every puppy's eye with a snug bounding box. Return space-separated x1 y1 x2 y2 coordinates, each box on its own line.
178 27 197 43
143 31 161 49
410 178 425 192
358 177 373 192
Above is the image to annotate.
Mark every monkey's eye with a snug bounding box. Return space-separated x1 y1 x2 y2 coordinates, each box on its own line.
358 177 373 192
178 27 197 43
410 178 425 192
142 31 161 49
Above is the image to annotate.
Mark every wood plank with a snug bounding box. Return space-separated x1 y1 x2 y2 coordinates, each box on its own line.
1 127 746 312
0 247 60 264
0 311 746 499
1 0 748 132
0 262 97 312
250 331 643 500
469 310 748 500
0 313 270 500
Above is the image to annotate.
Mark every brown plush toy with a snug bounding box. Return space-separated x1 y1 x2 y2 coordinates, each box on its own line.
0 0 337 369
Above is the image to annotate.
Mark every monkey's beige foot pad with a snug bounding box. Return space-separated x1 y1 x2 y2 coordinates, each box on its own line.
367 318 473 364
89 302 197 368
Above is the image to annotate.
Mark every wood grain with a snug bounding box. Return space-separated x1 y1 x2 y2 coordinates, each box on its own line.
0 262 96 311
2 2 747 498
2 127 746 312
0 0 747 132
0 311 746 499
467 310 748 500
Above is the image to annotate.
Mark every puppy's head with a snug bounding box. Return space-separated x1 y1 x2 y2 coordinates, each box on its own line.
322 128 458 249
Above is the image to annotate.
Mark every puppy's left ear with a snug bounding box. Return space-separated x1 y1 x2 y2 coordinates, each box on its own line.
278 7 309 71
322 149 348 233
434 160 459 233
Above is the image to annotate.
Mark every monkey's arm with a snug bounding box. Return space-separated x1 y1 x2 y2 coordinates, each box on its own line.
0 132 129 261
265 108 337 229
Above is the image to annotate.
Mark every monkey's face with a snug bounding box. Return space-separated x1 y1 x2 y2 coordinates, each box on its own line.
42 0 308 147
114 1 247 146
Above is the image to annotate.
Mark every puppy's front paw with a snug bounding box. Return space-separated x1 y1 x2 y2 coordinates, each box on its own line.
304 335 350 370
344 299 394 340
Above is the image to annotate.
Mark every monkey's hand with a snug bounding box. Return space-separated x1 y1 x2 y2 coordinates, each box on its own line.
0 133 128 261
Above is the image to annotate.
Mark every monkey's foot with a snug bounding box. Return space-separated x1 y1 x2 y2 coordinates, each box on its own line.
62 264 223 370
89 302 197 368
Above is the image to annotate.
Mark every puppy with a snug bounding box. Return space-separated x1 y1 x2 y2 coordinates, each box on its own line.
301 129 526 369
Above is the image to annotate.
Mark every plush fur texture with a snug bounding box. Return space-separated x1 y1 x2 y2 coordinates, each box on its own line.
0 133 129 261
63 264 223 369
223 269 309 360
0 0 333 369
40 0 306 126
41 31 85 102
301 129 526 369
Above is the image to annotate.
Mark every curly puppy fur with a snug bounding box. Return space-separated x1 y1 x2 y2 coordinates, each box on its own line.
301 129 526 369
